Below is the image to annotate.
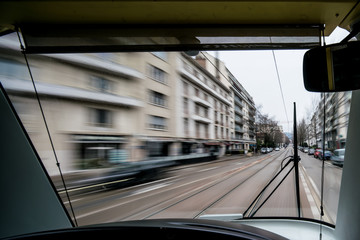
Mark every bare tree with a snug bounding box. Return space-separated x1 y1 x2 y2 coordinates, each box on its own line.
255 111 281 147
297 118 307 146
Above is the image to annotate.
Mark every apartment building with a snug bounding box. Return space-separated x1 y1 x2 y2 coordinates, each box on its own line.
179 53 233 155
308 92 351 149
228 70 257 151
1 35 257 174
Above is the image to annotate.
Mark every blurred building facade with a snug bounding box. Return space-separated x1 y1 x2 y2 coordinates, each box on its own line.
0 35 256 174
307 92 351 149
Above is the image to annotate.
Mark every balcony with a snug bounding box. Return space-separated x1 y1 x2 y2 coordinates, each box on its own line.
192 96 212 108
248 130 255 136
48 54 144 79
180 68 232 106
248 115 255 122
235 116 243 124
2 78 144 108
235 98 244 107
235 126 244 133
235 108 243 116
192 115 212 124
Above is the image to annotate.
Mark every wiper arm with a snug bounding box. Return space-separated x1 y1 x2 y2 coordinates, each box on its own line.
243 156 294 218
243 103 302 218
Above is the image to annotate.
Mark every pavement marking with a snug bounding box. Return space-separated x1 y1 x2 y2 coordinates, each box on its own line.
299 169 320 219
300 164 333 224
58 178 134 194
198 167 218 172
131 183 169 196
76 155 274 220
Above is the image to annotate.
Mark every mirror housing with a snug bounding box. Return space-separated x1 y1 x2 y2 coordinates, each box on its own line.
303 41 360 92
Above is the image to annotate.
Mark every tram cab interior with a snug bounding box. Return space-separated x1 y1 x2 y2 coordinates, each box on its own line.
1 1 360 239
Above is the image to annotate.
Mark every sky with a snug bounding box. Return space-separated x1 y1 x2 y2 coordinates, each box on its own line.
216 27 349 133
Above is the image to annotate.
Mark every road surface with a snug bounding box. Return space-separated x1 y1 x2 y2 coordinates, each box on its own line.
58 147 342 226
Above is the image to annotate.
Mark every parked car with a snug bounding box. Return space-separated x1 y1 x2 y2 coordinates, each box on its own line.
261 148 267 154
266 148 271 153
308 148 315 155
314 149 322 158
303 147 309 153
319 150 332 160
331 149 345 166
275 147 280 151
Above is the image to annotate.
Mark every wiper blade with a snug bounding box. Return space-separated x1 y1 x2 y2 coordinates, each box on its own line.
243 103 302 218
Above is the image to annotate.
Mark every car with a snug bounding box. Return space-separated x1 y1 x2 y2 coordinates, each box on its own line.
303 147 309 153
319 150 332 160
331 149 345 166
266 148 271 153
314 149 322 158
275 147 280 151
308 148 315 155
260 148 267 154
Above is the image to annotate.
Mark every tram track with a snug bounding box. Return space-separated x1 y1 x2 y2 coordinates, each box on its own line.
119 148 293 221
192 149 293 219
58 153 252 197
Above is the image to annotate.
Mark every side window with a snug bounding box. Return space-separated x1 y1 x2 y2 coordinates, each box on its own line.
149 115 167 130
90 76 111 92
149 90 167 107
89 108 112 127
148 65 167 84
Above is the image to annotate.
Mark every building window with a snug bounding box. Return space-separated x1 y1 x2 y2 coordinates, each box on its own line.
89 108 112 127
152 52 168 61
214 99 218 110
195 104 200 115
204 93 208 101
90 76 111 92
195 104 208 118
184 118 189 136
148 65 166 84
196 122 200 138
149 115 167 130
149 90 167 107
195 88 200 97
183 97 189 113
183 81 189 95
183 61 192 73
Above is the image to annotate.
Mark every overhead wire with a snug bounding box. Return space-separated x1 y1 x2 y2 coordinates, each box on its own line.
270 38 290 132
201 50 288 141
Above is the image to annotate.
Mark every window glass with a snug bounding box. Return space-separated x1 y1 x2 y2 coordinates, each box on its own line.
0 30 349 227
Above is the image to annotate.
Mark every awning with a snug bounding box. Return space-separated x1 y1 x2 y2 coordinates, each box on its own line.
204 142 222 146
70 134 127 143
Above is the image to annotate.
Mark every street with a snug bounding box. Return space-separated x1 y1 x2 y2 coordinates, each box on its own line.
60 147 342 226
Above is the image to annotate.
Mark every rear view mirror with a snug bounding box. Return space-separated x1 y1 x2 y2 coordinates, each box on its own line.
303 41 360 92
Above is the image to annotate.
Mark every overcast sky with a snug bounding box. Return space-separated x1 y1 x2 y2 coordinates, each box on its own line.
216 27 349 133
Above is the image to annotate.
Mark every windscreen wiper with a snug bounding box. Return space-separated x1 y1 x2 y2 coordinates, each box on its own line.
243 103 301 218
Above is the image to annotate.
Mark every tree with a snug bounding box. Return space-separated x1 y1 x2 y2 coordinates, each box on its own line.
255 111 282 147
297 118 307 146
